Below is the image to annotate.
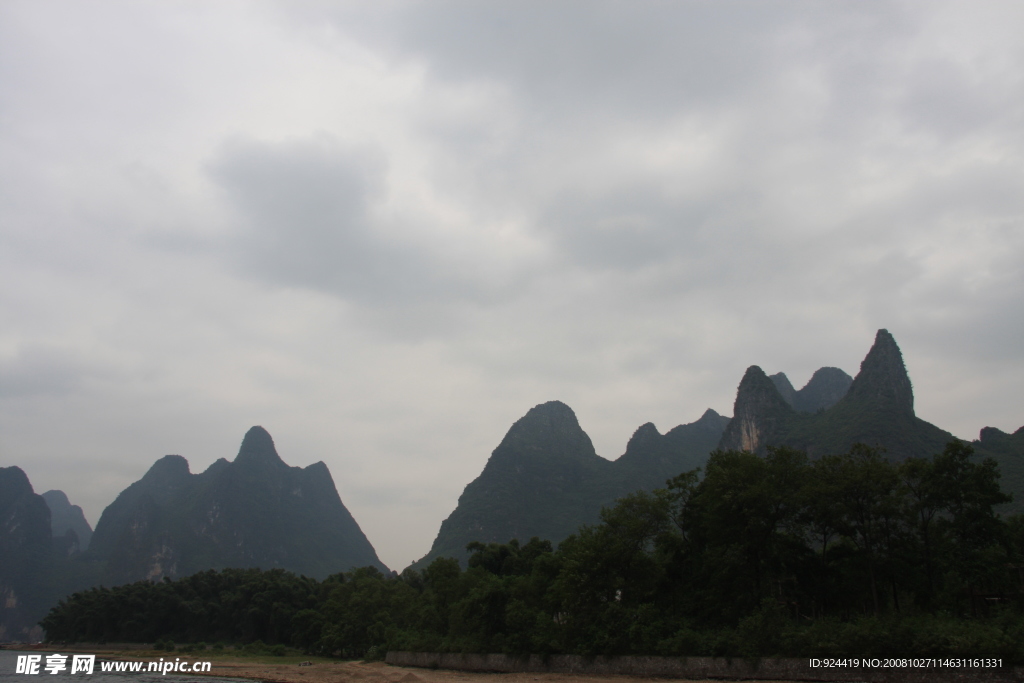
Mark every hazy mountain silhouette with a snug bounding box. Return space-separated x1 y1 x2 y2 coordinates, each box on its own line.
42 490 93 554
87 426 386 585
720 330 955 460
0 467 54 641
972 425 1024 515
416 329 1021 570
6 328 1020 619
770 367 853 413
412 402 729 568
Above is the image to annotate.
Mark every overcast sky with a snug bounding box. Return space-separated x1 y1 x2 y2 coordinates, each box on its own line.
2 1 1022 571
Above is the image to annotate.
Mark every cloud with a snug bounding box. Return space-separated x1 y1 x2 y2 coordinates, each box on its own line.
2 1 1023 569
210 136 392 295
0 346 95 399
181 1 1024 439
385 2 800 114
207 134 544 324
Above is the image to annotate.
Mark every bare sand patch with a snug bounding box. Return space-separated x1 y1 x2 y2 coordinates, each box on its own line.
199 657 794 683
9 645 796 683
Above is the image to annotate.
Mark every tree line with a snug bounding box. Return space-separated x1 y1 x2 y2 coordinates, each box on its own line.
42 441 1024 660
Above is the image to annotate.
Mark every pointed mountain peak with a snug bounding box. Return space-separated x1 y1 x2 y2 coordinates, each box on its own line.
234 426 287 468
141 454 192 482
41 489 71 509
495 400 597 461
696 408 724 423
303 460 330 476
690 408 731 434
42 489 93 551
633 421 661 437
804 366 853 390
625 422 661 456
718 366 794 453
522 399 577 421
846 329 914 414
0 466 35 500
202 457 231 476
736 366 792 411
769 372 798 406
794 366 853 412
508 400 582 438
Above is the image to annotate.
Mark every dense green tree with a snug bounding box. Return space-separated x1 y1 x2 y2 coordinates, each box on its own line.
682 447 810 622
41 440 1024 661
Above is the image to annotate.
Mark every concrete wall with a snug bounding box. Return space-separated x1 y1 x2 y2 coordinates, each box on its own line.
385 651 1024 682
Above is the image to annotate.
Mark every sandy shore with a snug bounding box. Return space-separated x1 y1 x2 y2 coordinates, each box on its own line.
4 646 795 683
198 658 793 683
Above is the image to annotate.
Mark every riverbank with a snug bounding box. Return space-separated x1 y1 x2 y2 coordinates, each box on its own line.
1 645 794 683
5 644 1021 683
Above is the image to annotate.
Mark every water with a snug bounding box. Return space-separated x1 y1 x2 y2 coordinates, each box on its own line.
0 651 248 683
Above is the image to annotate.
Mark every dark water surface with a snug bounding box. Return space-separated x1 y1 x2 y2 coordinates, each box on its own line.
0 651 248 683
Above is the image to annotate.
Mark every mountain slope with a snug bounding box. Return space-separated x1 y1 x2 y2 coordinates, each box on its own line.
720 329 954 460
413 402 729 568
770 367 853 413
42 490 93 553
721 366 795 453
973 425 1024 516
88 426 386 585
0 467 54 641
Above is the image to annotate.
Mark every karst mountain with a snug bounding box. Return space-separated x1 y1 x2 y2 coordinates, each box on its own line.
412 403 729 568
415 329 1024 568
86 426 387 586
4 328 1022 632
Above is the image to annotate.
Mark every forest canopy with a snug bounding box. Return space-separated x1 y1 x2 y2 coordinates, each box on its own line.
42 441 1024 660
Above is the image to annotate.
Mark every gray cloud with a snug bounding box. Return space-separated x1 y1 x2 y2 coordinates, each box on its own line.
2 1 1022 569
387 2 817 114
211 137 391 293
0 346 94 399
207 135 536 322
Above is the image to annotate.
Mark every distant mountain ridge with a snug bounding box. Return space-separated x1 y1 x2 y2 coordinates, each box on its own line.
413 403 729 568
769 367 853 413
415 329 1024 570
42 490 93 554
5 329 1022 631
86 426 387 585
722 330 1024 513
972 424 1024 515
1 467 55 641
718 329 953 460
